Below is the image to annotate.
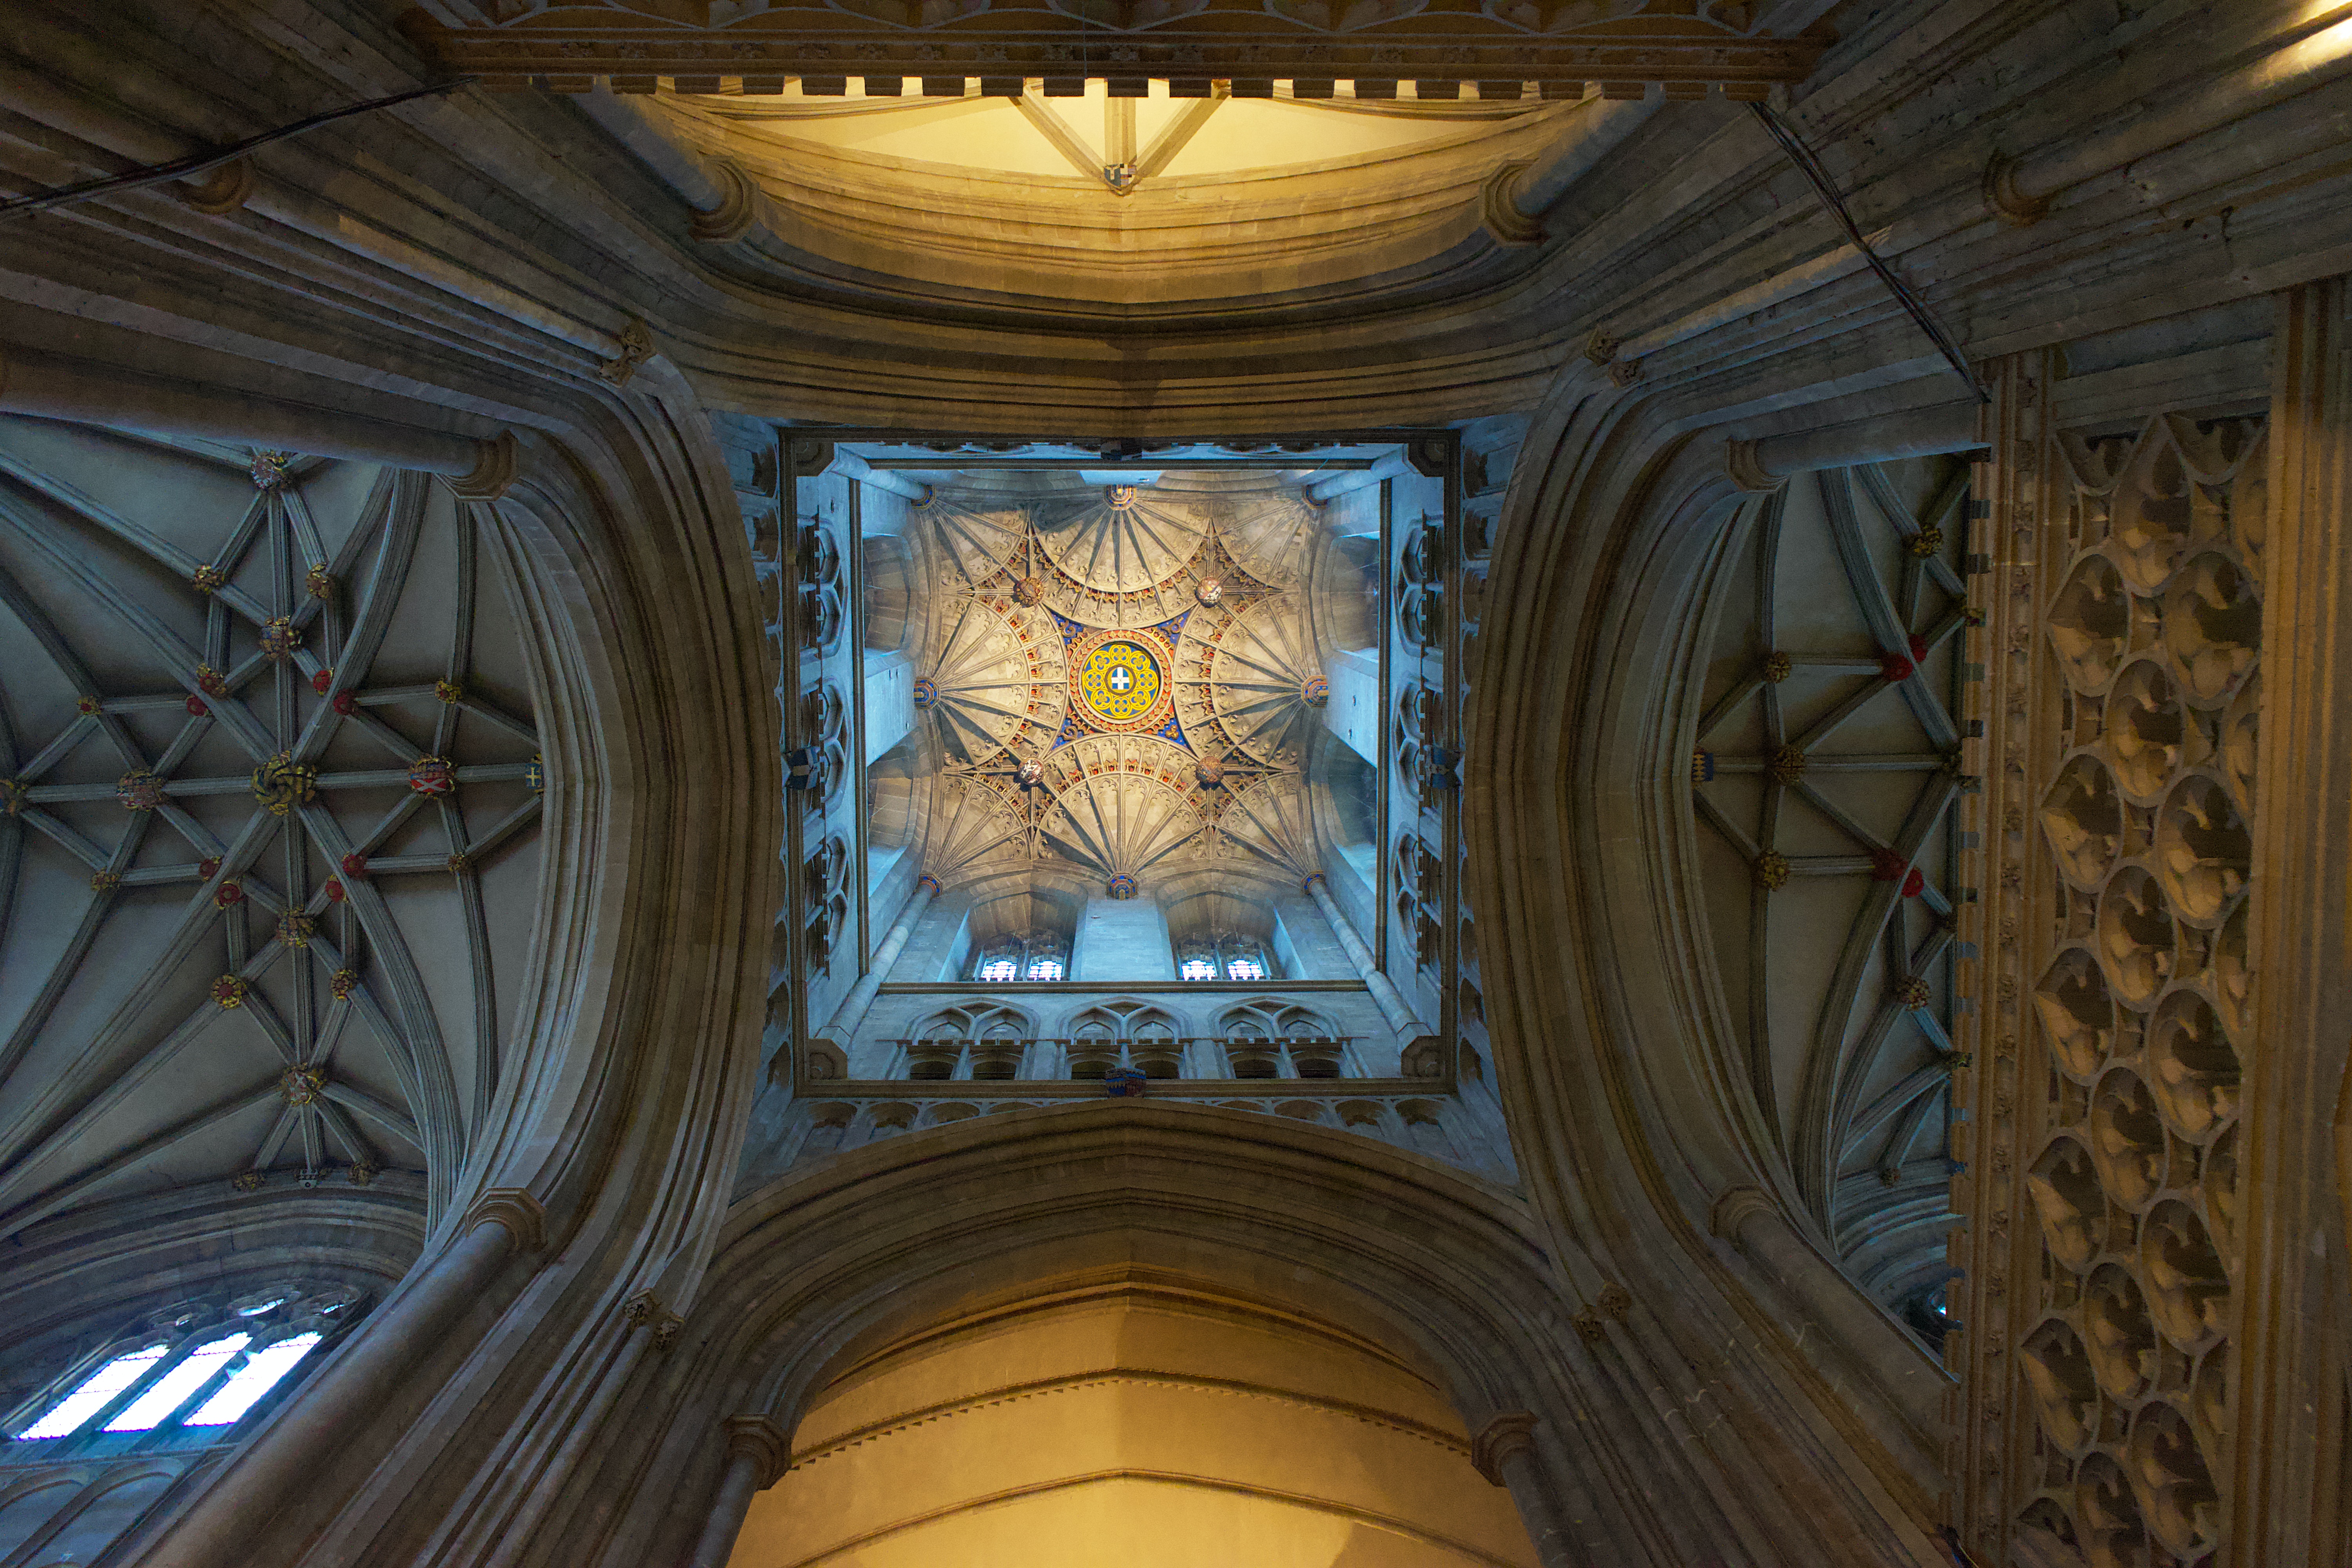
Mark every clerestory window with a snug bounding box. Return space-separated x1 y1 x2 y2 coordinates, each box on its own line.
968 931 1070 984
1177 933 1276 982
7 1287 360 1457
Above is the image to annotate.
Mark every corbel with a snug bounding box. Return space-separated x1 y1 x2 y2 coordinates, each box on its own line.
448 430 519 501
1723 438 1787 495
463 1185 548 1252
176 156 254 215
689 158 760 244
1469 1410 1541 1485
1478 161 1544 247
1981 151 2049 228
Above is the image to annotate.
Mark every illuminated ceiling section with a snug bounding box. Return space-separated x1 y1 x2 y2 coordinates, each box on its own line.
878 464 1372 920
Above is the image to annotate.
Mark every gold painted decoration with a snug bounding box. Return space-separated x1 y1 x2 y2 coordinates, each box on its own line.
1067 626 1177 735
252 752 319 815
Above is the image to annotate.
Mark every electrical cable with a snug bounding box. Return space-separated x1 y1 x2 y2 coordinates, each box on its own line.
0 77 478 221
1746 100 1990 405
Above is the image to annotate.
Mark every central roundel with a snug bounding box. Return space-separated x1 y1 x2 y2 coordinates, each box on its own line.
1068 627 1177 734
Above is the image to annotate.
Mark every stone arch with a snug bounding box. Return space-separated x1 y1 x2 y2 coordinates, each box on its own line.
635 1107 1625 1566
1467 383 1966 1521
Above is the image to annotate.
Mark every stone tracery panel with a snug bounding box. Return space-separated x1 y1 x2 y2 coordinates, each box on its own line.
1951 359 2270 1568
1993 412 2258 1568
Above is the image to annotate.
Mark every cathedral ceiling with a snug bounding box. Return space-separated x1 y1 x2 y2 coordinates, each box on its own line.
881 469 1365 907
0 419 546 1238
1690 453 1972 1321
645 83 1570 303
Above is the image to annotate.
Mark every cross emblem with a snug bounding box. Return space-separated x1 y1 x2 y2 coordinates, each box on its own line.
1107 666 1132 693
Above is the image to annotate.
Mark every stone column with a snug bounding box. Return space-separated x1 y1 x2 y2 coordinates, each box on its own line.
137 1190 546 1568
1708 1187 1944 1434
1304 873 1438 1072
1471 1411 1585 1568
684 1415 791 1568
817 875 936 1047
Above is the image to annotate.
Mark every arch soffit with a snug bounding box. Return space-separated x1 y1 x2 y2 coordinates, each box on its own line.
704 1105 1561 1426
1464 379 1970 1519
412 421 781 1253
1466 383 1774 1243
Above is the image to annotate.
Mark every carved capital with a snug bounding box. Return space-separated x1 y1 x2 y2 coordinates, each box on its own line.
1708 1183 1778 1249
624 1287 686 1350
178 157 254 216
464 1186 547 1252
723 1414 792 1489
1724 438 1787 495
1478 162 1544 247
1470 1410 1540 1486
448 431 519 501
1982 151 2049 228
690 158 760 244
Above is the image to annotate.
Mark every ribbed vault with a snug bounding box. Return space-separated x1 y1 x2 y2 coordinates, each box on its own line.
0 419 547 1232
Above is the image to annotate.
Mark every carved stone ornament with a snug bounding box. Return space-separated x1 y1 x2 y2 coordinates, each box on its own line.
596 321 658 390
1469 1410 1540 1486
250 751 319 816
1478 162 1543 248
689 158 760 244
279 1065 326 1106
1724 437 1787 494
623 1287 687 1350
403 7 1832 94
